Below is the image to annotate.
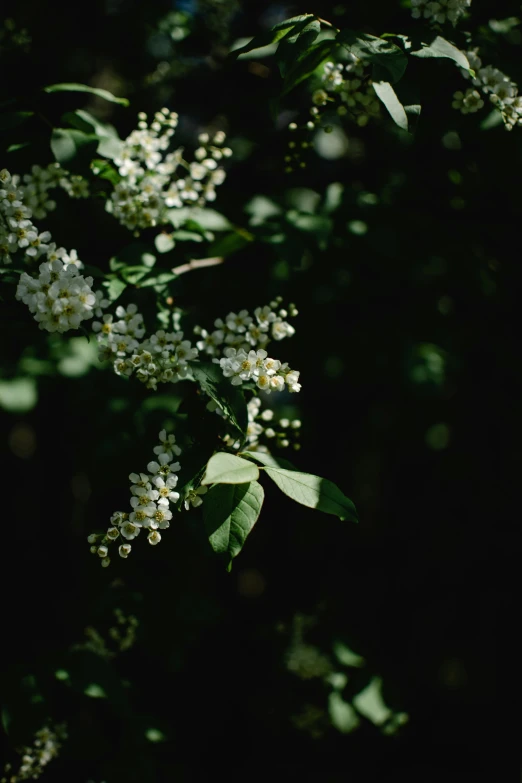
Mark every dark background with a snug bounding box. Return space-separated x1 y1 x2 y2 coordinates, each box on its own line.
1 1 519 780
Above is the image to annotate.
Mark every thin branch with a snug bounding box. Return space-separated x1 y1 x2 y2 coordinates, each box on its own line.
316 16 340 32
171 256 224 276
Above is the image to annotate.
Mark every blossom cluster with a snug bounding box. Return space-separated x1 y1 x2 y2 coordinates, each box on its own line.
218 347 301 394
410 0 471 25
87 430 190 565
106 108 230 232
223 396 302 452
194 297 297 354
194 297 301 394
0 165 88 264
94 303 199 390
453 51 522 130
72 609 139 659
313 58 380 127
0 168 105 333
1 724 67 783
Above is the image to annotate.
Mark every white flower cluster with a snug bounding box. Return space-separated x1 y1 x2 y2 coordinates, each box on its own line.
1 723 67 783
87 430 186 565
223 396 302 452
0 168 104 333
455 51 522 129
314 59 380 127
218 348 301 394
194 297 301 393
106 108 230 232
16 260 103 333
1 162 88 227
194 297 297 356
72 609 139 659
94 303 199 390
410 0 471 25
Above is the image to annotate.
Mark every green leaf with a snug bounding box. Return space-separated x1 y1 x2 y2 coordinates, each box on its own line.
0 111 33 131
207 229 253 257
372 81 408 131
263 467 358 522
277 18 321 78
282 39 337 95
154 233 175 253
50 128 98 165
410 36 469 70
171 229 204 243
480 109 504 130
489 17 520 34
245 195 283 225
169 206 232 231
109 243 156 272
352 677 392 726
202 452 259 485
91 158 121 184
120 265 150 284
230 15 316 59
0 377 37 412
191 361 248 435
338 30 408 83
138 271 178 288
202 481 265 562
242 450 297 470
329 692 361 733
43 82 129 106
104 277 127 302
63 109 124 159
7 141 31 153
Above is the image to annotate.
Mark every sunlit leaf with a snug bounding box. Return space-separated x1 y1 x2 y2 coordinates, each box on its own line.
202 480 264 562
372 81 408 130
411 36 469 70
50 128 98 165
202 452 259 485
353 677 392 725
44 82 129 106
0 377 37 412
263 466 358 522
337 30 408 82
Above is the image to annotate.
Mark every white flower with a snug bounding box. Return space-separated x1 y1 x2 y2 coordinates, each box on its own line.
285 370 302 393
153 475 180 505
226 309 252 333
452 89 484 114
323 61 344 89
184 486 208 509
148 530 162 545
153 429 182 458
269 375 285 393
116 303 139 321
150 505 172 529
62 248 83 270
271 319 295 341
119 544 132 558
92 314 117 338
121 521 141 540
147 453 181 477
175 340 198 363
478 66 509 94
